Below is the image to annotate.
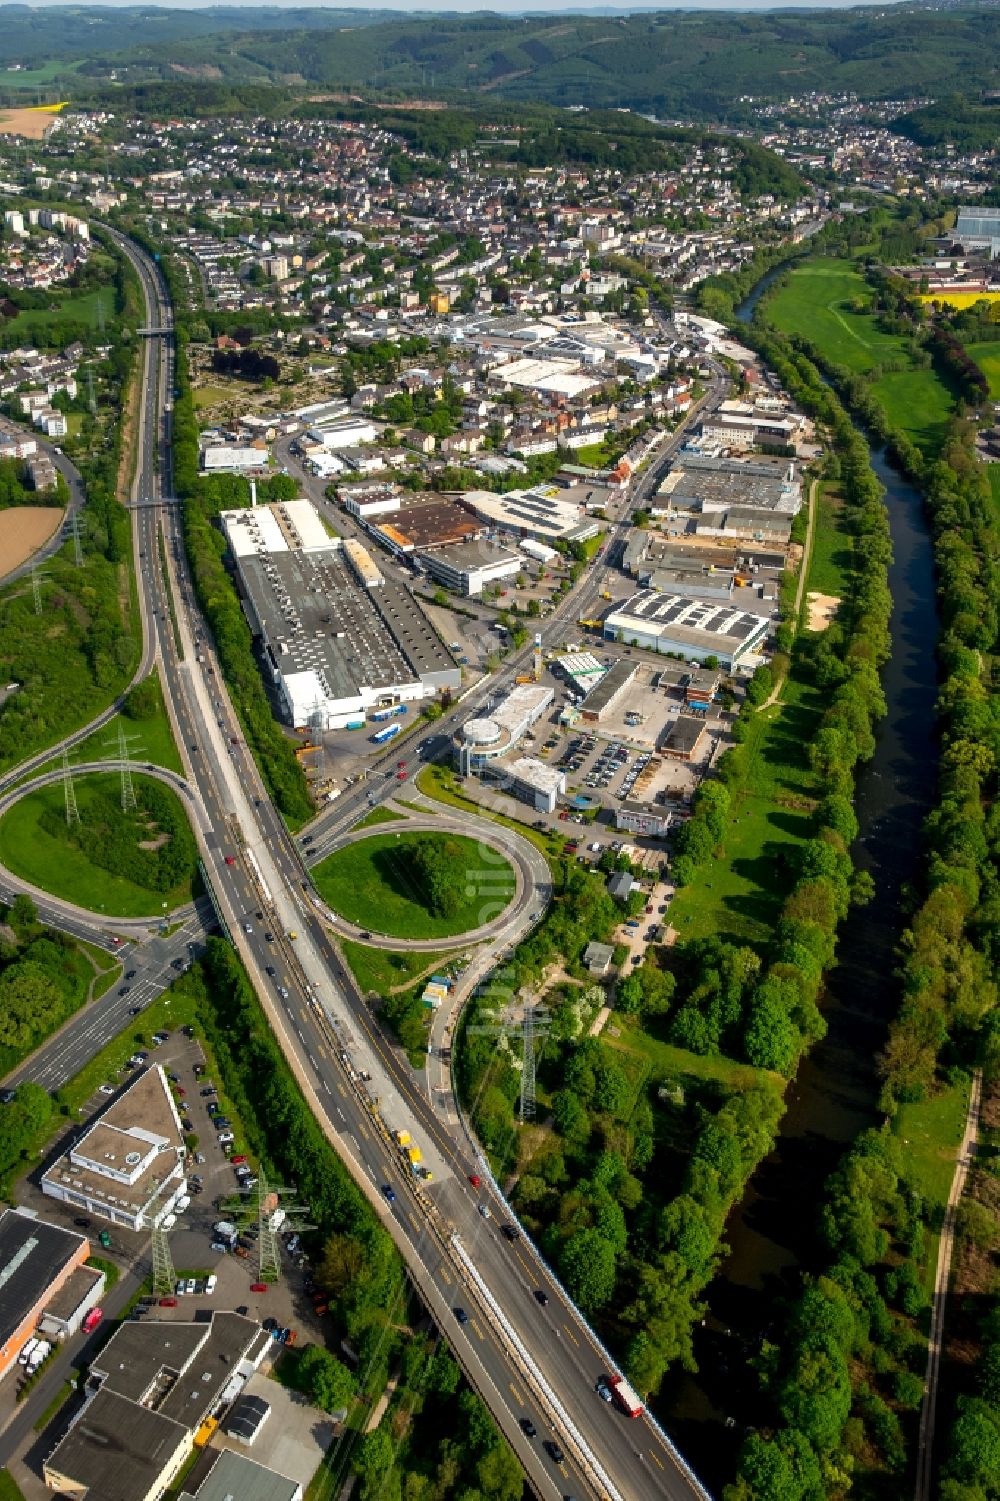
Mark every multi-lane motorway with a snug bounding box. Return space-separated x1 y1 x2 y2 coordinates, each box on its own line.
2 233 720 1501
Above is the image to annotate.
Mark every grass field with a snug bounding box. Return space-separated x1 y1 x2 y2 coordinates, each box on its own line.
871 366 954 457
572 441 615 470
341 939 461 995
987 466 1000 517
36 669 184 777
806 483 853 600
0 774 196 918
766 258 909 374
605 1013 784 1094
415 763 558 859
667 673 821 947
313 830 515 940
966 342 1000 400
892 1077 971 1294
354 805 405 829
0 289 112 339
191 384 234 411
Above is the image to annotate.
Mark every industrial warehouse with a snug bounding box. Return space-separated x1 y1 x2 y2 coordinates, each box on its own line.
603 590 771 671
221 499 460 729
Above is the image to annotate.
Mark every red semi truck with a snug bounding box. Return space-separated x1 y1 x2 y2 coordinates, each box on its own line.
609 1374 644 1418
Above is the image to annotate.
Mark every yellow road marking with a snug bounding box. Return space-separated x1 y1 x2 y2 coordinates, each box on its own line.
472 1320 485 1341
357 1124 369 1140
336 1082 347 1098
651 1452 664 1470
563 1324 579 1346
439 1267 451 1284
509 1380 525 1405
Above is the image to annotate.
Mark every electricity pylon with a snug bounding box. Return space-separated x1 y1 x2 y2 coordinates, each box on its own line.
103 723 143 814
61 749 79 827
221 1165 313 1284
466 999 551 1123
70 511 84 568
143 1177 178 1296
30 562 46 615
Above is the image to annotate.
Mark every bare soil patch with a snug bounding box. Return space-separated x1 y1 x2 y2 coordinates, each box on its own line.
0 107 62 139
0 506 64 581
806 591 840 632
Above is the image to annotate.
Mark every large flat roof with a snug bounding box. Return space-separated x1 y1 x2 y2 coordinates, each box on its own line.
239 546 454 701
45 1387 188 1501
0 1209 85 1350
369 495 482 552
186 1449 300 1501
580 659 637 715
605 590 771 652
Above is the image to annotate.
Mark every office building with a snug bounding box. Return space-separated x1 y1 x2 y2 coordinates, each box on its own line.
420 539 522 597
453 683 553 774
41 1066 187 1233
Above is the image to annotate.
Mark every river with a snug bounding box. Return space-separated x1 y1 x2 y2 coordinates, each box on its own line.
662 279 941 1490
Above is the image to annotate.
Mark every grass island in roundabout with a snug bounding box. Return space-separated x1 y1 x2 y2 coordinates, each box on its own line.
0 773 198 919
312 830 516 941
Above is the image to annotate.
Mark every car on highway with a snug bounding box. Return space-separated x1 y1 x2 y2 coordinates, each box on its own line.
118 985 132 997
243 922 253 935
595 1377 613 1403
533 1289 549 1305
477 1204 491 1219
381 1184 396 1203
453 1308 469 1325
224 855 236 866
468 1174 481 1188
543 1440 565 1465
501 1224 520 1242
520 1417 537 1438
265 965 276 976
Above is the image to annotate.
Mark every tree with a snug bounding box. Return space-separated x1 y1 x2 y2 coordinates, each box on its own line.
8 893 36 930
296 1344 356 1412
319 1233 366 1296
558 1228 617 1313
404 836 467 918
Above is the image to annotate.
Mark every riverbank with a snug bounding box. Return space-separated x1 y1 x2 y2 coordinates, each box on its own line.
663 253 944 1492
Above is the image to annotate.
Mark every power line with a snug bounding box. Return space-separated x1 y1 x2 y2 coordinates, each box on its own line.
61 749 79 827
103 722 143 814
29 561 46 615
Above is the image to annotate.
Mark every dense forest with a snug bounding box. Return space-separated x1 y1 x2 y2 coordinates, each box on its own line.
5 5 1000 121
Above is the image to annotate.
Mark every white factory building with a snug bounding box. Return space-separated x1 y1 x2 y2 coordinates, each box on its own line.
201 445 268 473
603 590 771 671
461 487 601 546
221 499 459 729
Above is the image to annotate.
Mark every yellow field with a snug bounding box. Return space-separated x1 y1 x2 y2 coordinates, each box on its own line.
919 291 1000 310
0 103 66 139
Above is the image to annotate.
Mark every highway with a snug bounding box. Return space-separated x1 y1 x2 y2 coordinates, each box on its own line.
3 235 718 1500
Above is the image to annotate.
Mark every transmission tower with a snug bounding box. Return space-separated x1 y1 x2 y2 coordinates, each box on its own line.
519 1004 550 1123
86 366 97 416
103 723 143 814
61 749 79 827
467 998 551 1123
70 510 84 568
222 1165 313 1284
142 1177 179 1296
30 562 45 615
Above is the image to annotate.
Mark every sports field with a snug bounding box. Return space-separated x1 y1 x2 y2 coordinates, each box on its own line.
967 342 1000 400
766 259 910 374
